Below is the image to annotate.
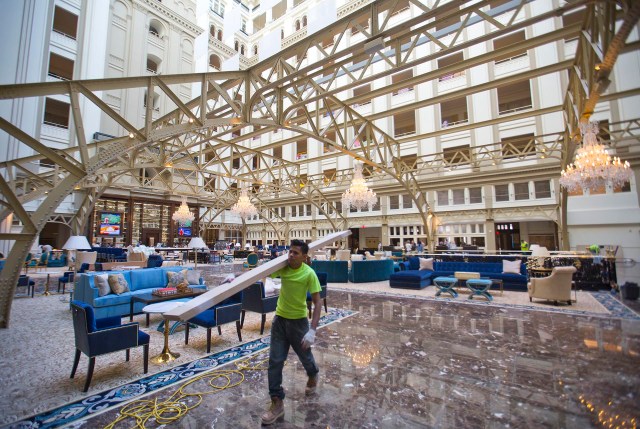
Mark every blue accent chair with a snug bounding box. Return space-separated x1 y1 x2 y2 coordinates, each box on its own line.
58 271 75 294
185 291 243 353
307 272 328 318
147 254 163 268
18 275 35 298
70 301 149 392
77 263 90 273
240 282 278 334
242 252 259 270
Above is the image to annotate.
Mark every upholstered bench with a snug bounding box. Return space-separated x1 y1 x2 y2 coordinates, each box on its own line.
433 276 458 298
466 278 493 301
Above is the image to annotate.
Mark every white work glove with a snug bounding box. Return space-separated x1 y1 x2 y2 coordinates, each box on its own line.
301 328 316 349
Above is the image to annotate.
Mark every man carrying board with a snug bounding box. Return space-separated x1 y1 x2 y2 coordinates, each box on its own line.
261 239 322 425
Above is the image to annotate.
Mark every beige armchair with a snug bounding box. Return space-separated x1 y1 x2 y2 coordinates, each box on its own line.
336 249 351 261
528 266 577 305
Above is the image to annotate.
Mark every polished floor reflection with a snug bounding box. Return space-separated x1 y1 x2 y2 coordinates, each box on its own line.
86 290 640 428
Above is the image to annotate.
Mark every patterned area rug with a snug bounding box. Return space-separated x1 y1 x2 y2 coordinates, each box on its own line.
0 303 355 429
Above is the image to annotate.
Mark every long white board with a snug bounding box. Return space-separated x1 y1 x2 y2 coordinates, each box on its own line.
163 230 351 321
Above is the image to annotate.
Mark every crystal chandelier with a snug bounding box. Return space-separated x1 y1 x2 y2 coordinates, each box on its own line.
341 162 377 210
560 121 632 192
231 187 258 219
172 196 194 224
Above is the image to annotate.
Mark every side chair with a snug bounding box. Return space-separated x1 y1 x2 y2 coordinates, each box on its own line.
58 271 75 294
185 291 243 353
70 301 149 392
17 275 35 298
528 266 577 305
240 282 278 334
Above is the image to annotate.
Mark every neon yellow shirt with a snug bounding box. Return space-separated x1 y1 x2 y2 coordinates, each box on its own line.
272 263 321 319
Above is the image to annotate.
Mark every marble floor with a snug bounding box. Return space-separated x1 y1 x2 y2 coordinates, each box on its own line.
6 263 640 428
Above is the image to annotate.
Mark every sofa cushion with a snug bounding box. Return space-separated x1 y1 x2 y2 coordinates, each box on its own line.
167 271 186 288
502 259 522 274
95 274 111 297
419 257 434 271
108 273 129 294
407 257 420 271
183 269 202 285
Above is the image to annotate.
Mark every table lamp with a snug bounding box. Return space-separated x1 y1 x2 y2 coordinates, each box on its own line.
63 235 92 267
530 245 550 268
188 237 207 269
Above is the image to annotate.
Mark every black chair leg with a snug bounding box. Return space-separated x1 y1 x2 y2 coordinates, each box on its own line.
206 328 212 353
324 298 328 313
126 349 130 361
217 326 222 336
70 349 81 378
185 323 190 344
83 357 95 392
143 344 149 373
260 314 266 335
236 320 242 341
240 310 246 328
30 284 34 298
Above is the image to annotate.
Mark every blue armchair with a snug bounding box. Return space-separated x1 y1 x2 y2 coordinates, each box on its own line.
70 301 149 392
184 291 243 353
242 252 259 270
18 275 35 298
307 272 328 318
147 254 163 268
58 271 75 294
240 282 278 334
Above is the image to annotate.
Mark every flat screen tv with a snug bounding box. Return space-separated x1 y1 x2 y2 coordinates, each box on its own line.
177 227 192 237
99 212 122 236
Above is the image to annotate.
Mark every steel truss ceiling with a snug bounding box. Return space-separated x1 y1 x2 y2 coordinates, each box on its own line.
0 0 638 327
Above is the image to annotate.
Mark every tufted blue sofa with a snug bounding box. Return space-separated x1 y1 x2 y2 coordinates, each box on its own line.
74 267 206 319
390 257 528 291
349 259 396 283
310 260 349 283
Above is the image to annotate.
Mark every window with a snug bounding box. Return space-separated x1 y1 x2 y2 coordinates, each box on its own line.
469 187 482 204
209 54 221 70
495 184 509 202
232 152 240 169
493 30 527 63
43 98 70 128
403 195 412 209
498 81 532 114
296 140 307 159
48 52 73 80
52 6 78 39
389 195 400 209
437 190 449 206
353 84 372 107
440 96 468 127
241 19 247 33
291 205 297 217
501 133 535 160
452 189 465 205
438 52 464 81
392 70 414 95
534 180 551 198
211 0 225 17
147 57 159 74
217 30 223 41
394 111 416 137
253 45 258 56
240 45 245 55
295 20 301 31
514 182 529 200
234 40 239 52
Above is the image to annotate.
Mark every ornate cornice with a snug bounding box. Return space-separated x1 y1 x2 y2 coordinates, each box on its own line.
135 0 204 37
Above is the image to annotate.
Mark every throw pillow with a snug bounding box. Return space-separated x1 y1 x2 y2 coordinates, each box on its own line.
502 259 521 274
182 269 201 285
419 257 434 271
167 271 186 288
94 274 111 297
108 273 129 295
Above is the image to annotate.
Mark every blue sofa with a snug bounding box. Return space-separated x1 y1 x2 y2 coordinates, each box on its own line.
310 260 349 283
390 257 528 290
74 267 206 318
349 259 395 283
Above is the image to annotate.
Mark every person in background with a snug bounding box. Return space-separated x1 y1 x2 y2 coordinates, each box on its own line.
405 240 412 253
417 241 424 253
378 242 383 251
261 239 322 425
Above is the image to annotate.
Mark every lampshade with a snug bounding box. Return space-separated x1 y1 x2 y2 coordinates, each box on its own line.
187 237 207 249
530 246 550 257
62 235 92 250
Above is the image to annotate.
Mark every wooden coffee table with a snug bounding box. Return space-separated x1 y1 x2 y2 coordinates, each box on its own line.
130 290 206 326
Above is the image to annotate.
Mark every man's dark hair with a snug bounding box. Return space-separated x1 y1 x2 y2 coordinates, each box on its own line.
290 239 309 254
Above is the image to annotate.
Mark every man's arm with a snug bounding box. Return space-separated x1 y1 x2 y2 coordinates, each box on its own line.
309 291 322 330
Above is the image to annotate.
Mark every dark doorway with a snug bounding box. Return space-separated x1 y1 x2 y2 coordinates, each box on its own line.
142 229 160 247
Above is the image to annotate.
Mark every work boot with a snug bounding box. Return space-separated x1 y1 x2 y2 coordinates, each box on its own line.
261 397 284 425
305 374 318 395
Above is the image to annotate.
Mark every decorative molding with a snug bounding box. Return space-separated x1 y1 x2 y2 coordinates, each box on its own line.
136 0 204 37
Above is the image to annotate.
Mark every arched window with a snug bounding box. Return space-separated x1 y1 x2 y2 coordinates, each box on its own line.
240 44 245 55
217 30 222 40
210 25 216 37
149 18 164 37
295 20 300 31
234 40 239 51
303 16 307 27
209 54 221 70
253 45 258 56
146 56 160 74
